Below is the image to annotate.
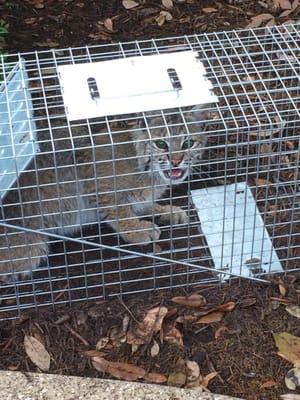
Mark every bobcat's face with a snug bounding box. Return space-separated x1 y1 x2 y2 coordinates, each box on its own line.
134 110 207 185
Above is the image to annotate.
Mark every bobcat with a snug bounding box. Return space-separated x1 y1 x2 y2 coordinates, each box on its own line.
0 108 207 280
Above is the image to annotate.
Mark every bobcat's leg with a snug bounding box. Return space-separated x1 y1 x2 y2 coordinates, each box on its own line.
103 203 161 245
0 227 48 282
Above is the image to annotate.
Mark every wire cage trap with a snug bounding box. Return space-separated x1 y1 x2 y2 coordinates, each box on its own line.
0 23 299 319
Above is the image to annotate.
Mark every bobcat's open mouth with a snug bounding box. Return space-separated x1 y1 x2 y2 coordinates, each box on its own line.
163 168 185 180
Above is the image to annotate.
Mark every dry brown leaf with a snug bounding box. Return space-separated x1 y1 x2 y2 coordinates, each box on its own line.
186 360 200 381
167 371 187 387
91 356 110 373
127 306 168 345
108 362 146 381
96 337 109 350
35 40 60 48
215 326 229 339
155 13 166 25
122 0 139 9
278 278 287 297
139 306 168 336
82 350 107 358
201 371 218 388
261 379 278 389
164 325 183 346
278 0 292 9
279 8 293 16
286 305 300 319
24 335 50 371
215 302 236 312
281 394 300 399
104 18 114 32
273 332 300 365
144 372 168 383
92 357 146 381
126 331 145 345
292 0 299 10
171 294 206 308
202 7 218 13
162 0 173 9
150 340 160 357
240 297 257 308
247 13 274 28
197 311 224 324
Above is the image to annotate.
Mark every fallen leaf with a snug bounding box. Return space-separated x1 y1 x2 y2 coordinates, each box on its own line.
240 297 257 308
167 371 187 387
285 367 300 390
103 18 114 32
127 306 168 345
91 356 110 373
247 13 274 28
122 0 139 9
144 372 167 383
139 306 168 336
186 360 200 381
292 0 299 10
162 0 173 9
281 394 300 399
215 326 229 339
171 294 206 308
202 7 218 13
261 379 278 389
96 337 109 350
279 8 293 16
82 350 107 358
215 302 236 312
201 371 218 388
150 340 160 357
160 10 173 20
197 311 224 324
92 357 146 381
278 278 287 297
24 335 50 372
286 305 300 319
273 332 300 365
164 325 183 346
278 0 292 9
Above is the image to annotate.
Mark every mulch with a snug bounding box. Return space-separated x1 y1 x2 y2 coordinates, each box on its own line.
0 0 300 399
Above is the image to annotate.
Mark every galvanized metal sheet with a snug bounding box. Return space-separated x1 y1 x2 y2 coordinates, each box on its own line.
58 51 218 120
191 182 283 280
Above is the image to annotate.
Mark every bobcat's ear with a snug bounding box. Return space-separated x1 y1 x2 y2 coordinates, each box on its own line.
185 105 209 123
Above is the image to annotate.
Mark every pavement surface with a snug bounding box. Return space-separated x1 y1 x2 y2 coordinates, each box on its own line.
0 371 244 400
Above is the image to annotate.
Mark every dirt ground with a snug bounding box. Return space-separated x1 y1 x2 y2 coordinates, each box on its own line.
0 1 300 399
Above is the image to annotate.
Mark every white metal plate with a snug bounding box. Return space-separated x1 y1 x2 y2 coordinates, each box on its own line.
0 60 37 200
191 182 283 280
58 51 218 120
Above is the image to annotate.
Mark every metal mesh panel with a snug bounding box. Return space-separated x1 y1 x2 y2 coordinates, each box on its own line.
0 24 299 319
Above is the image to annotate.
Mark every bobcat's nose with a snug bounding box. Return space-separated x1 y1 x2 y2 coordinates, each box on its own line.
171 157 183 167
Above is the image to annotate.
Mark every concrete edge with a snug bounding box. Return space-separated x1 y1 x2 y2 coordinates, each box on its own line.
0 371 244 400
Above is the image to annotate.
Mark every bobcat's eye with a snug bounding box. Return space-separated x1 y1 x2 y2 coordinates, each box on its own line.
182 138 195 150
154 140 168 150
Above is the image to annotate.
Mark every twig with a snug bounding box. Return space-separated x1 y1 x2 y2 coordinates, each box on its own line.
118 297 140 325
65 324 89 347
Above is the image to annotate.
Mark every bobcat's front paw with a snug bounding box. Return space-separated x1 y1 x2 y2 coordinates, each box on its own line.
121 221 161 245
158 205 188 225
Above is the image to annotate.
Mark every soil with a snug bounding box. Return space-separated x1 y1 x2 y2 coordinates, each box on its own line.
0 1 300 400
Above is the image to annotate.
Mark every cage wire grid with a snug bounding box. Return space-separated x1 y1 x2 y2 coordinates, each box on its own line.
0 24 299 318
